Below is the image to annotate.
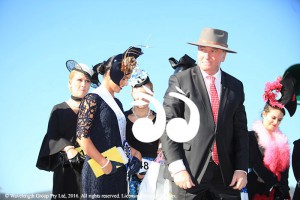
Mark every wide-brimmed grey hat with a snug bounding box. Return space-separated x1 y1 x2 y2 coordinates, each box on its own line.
188 28 236 53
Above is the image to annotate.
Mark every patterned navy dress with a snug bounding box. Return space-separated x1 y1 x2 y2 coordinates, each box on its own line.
77 93 127 199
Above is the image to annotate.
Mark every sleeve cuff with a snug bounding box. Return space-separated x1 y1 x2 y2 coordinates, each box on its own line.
168 159 186 177
235 169 247 175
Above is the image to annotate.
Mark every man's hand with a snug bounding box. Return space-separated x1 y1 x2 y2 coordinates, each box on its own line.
229 170 247 190
173 170 195 190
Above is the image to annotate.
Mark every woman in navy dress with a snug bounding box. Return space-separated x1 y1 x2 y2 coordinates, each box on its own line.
76 47 142 199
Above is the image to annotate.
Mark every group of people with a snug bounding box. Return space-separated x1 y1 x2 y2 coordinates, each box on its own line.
36 27 299 200
36 46 159 200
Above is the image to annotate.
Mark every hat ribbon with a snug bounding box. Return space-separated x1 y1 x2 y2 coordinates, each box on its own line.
199 39 228 47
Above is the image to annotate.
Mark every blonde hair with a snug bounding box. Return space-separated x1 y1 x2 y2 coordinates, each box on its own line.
69 70 90 82
69 70 77 81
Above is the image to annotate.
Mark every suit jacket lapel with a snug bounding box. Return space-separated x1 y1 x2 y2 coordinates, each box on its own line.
191 66 214 123
218 70 229 125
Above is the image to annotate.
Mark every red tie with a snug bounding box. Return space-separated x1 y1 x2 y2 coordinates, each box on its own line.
208 76 219 165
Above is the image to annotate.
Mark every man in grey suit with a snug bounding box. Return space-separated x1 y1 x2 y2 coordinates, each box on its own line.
161 28 248 199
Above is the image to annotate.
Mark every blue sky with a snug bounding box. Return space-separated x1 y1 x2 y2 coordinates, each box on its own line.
0 0 300 194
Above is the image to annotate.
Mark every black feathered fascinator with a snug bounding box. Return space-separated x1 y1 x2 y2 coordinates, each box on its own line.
283 64 300 102
110 46 143 86
93 46 143 86
169 54 196 74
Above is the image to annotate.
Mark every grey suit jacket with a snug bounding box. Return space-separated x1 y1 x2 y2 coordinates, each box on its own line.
161 66 249 186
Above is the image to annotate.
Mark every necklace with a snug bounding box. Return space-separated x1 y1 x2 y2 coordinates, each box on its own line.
71 95 82 102
132 107 151 119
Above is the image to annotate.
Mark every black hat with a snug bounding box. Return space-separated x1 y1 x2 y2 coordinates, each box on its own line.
169 54 196 74
92 46 143 86
263 76 297 117
114 46 143 62
66 60 100 88
110 46 143 86
283 64 300 101
280 74 297 116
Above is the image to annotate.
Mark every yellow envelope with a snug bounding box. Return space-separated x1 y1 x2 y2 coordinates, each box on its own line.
75 146 86 156
88 146 128 178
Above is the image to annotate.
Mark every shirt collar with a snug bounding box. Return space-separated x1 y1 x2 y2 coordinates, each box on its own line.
200 68 221 82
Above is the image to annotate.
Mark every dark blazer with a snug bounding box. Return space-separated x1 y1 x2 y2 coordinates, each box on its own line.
292 139 300 200
161 66 248 186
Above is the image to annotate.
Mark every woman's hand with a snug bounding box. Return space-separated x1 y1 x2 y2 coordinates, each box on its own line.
101 160 122 175
130 146 142 161
135 151 142 161
76 137 120 175
137 174 145 179
101 159 113 174
64 146 78 159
